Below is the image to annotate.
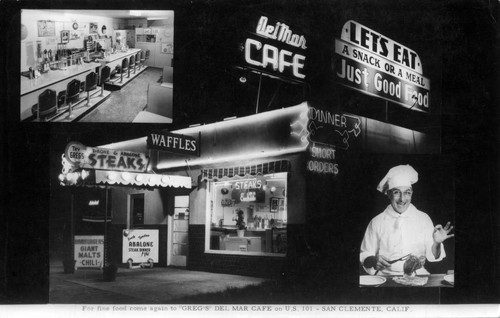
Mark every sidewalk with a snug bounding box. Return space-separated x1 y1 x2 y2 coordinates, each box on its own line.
49 262 269 304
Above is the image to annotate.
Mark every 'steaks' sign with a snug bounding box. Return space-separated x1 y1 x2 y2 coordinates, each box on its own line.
147 132 200 156
65 142 149 172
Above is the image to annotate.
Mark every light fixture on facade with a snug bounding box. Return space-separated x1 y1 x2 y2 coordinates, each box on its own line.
81 170 90 180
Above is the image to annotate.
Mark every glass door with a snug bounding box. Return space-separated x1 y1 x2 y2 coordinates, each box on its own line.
168 195 189 266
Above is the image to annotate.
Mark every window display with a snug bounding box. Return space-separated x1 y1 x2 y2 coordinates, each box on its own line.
207 172 287 255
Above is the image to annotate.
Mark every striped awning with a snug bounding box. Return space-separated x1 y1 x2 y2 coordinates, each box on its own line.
200 160 290 181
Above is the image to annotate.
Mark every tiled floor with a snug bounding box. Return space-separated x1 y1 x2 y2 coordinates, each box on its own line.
80 67 163 123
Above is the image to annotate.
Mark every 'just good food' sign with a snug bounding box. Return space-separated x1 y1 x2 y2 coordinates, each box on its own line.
335 20 431 112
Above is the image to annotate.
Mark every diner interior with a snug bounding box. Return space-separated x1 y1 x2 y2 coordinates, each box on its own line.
20 10 174 123
209 173 288 255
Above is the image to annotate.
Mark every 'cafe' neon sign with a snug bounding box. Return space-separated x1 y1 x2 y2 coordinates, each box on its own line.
244 16 307 81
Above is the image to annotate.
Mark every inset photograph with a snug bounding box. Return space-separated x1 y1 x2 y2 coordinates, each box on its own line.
20 10 174 123
358 156 455 288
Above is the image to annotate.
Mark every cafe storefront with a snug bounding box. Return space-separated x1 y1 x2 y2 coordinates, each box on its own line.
91 101 436 277
58 142 192 272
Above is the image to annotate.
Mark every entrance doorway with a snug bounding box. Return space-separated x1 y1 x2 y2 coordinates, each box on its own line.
167 195 189 267
129 193 145 228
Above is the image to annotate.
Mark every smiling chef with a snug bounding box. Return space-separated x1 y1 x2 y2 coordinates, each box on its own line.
360 164 454 276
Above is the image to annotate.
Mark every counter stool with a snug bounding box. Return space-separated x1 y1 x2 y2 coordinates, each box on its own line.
140 50 146 68
135 51 141 70
65 79 81 120
84 71 97 107
145 50 150 66
100 66 111 97
129 55 136 76
33 89 57 121
120 58 128 83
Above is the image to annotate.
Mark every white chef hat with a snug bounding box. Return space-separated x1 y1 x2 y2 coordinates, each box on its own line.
376 164 418 194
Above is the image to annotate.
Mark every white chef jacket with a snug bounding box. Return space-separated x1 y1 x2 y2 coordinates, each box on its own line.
360 204 445 276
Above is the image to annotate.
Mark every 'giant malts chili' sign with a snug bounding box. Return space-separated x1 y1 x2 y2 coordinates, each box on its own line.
335 20 430 112
243 15 307 83
74 235 104 269
65 142 149 172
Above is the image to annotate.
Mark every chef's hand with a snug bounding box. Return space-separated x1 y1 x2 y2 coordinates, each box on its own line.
363 254 390 272
433 221 454 244
375 254 391 271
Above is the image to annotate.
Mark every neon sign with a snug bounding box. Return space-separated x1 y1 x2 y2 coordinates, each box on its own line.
88 200 100 206
307 144 339 176
307 107 361 150
243 15 307 82
64 142 149 173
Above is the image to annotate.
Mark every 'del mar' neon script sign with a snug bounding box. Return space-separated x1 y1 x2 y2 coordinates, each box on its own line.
244 16 307 82
65 142 149 173
335 20 431 112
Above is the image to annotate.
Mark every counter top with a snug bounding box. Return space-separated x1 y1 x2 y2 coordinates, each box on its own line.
21 62 101 96
96 48 142 64
360 274 454 288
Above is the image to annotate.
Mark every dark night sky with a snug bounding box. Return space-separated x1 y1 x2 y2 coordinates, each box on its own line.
1 0 499 305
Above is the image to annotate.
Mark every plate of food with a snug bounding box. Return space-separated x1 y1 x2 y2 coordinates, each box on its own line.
443 274 454 285
359 275 386 287
392 275 429 286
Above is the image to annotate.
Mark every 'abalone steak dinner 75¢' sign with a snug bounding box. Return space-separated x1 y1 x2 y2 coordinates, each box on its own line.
335 20 431 112
122 229 159 264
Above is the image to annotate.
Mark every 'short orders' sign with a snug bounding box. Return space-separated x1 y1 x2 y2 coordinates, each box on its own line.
122 229 159 263
74 235 104 269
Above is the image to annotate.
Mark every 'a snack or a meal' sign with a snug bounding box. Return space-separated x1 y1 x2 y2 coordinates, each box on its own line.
335 20 430 112
65 142 149 172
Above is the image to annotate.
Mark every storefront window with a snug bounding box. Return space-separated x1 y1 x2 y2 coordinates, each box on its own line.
207 172 287 255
